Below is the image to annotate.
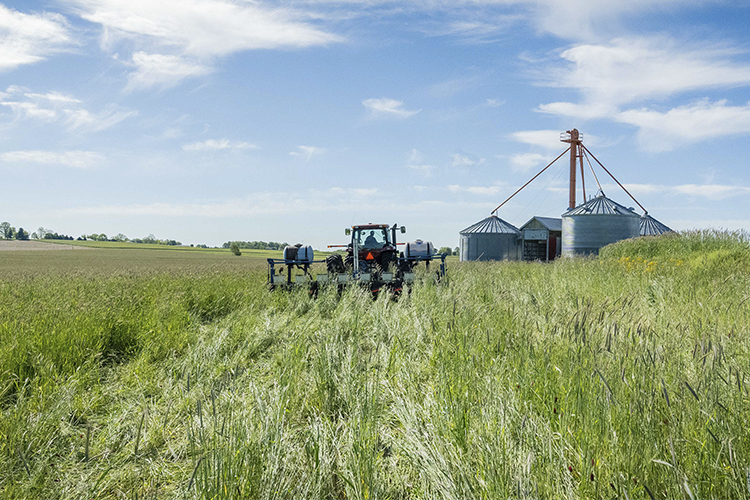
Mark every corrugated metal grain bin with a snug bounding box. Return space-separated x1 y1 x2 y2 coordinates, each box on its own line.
459 215 521 261
640 215 673 236
562 194 640 257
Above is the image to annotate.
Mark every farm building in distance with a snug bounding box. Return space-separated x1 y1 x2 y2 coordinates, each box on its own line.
561 194 640 257
457 128 674 261
640 214 673 236
520 216 562 261
459 215 521 262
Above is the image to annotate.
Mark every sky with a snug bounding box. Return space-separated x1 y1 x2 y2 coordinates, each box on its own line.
1 0 750 249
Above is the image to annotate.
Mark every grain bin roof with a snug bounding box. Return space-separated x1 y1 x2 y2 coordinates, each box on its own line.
564 194 639 217
520 216 562 232
640 215 673 236
460 215 520 235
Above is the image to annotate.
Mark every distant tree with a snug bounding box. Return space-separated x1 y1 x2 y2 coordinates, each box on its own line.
438 246 453 256
230 242 242 256
44 232 74 240
0 222 13 240
454 247 460 256
113 233 129 242
37 227 50 239
223 240 289 250
15 228 29 240
31 232 38 239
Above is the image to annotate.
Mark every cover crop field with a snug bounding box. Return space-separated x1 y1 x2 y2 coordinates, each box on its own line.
1 232 749 499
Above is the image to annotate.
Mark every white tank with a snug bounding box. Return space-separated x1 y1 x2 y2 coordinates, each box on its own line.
296 245 314 262
283 244 302 261
405 239 434 258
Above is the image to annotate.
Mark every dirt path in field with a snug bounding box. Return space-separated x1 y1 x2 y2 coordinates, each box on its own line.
0 241 92 251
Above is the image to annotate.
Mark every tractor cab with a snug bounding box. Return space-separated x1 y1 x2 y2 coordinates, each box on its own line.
344 224 406 269
353 226 388 250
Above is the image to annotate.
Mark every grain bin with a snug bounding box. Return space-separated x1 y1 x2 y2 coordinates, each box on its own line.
640 215 673 236
562 194 640 257
459 215 521 261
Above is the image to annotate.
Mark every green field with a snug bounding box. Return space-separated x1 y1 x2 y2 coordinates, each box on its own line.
1 232 749 499
40 238 283 255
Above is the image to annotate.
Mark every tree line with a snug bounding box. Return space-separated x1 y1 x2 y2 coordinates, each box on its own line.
0 223 182 246
1 221 460 254
222 241 289 250
438 246 461 256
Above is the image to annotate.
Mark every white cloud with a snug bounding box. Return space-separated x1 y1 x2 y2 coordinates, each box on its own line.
509 128 610 151
408 149 424 164
434 20 508 43
0 5 73 71
1 100 58 121
428 75 483 98
537 101 617 120
0 86 136 132
405 149 435 174
182 138 257 151
23 91 81 104
127 52 212 90
509 129 564 149
1 150 105 168
621 182 750 200
485 98 504 107
284 0 702 42
466 186 502 195
69 0 342 55
362 97 420 118
519 0 698 41
161 127 183 139
451 153 485 167
289 145 326 160
407 164 435 174
669 218 750 232
64 105 138 132
66 0 342 88
531 37 750 148
62 187 381 217
508 152 551 172
537 37 750 119
673 184 750 199
448 184 503 196
616 99 750 151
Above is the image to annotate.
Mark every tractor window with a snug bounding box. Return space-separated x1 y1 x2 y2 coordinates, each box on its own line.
356 228 388 249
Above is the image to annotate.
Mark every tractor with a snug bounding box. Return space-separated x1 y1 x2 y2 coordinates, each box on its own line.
325 223 407 275
267 222 446 296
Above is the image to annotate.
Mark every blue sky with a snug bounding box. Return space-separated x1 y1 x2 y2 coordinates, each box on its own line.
1 0 750 248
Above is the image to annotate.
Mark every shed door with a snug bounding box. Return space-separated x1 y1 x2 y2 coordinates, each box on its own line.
548 237 557 261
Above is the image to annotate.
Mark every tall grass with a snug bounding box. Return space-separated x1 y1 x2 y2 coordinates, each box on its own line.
1 232 749 499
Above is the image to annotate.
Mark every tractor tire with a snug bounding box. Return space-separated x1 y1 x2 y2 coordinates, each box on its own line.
345 255 370 273
398 259 414 275
378 251 397 273
326 254 345 274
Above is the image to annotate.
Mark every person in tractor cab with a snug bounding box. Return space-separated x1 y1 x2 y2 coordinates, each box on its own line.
364 230 379 248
